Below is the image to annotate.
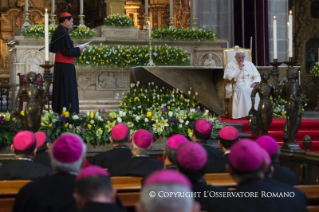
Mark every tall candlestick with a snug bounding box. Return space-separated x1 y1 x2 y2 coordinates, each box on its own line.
287 22 289 56
170 0 173 17
45 9 49 61
148 21 151 38
250 37 252 51
288 11 293 57
298 71 301 86
5 43 7 55
51 0 55 13
273 16 277 59
193 0 196 17
80 0 83 15
25 0 28 12
227 41 229 49
145 0 148 16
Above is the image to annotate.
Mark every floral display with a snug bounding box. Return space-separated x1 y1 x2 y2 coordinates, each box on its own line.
74 44 190 68
152 27 217 41
271 83 308 118
104 14 134 27
0 112 14 145
22 25 96 39
310 62 319 82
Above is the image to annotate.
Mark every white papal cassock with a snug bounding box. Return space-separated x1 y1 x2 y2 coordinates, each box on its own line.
224 60 261 119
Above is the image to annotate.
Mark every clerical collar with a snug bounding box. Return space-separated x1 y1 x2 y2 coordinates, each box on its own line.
224 151 230 155
132 155 149 158
114 145 129 149
14 158 33 162
69 171 78 176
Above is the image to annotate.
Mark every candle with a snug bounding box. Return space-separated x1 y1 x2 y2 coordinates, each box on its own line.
250 37 252 51
25 0 28 12
148 21 151 38
298 71 301 86
170 0 173 17
145 0 148 16
5 43 7 55
288 11 293 57
227 41 229 49
45 9 49 61
80 0 83 15
51 0 55 13
273 16 277 59
287 22 289 56
193 0 196 17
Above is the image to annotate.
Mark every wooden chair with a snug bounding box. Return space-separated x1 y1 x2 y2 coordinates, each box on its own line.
222 46 252 118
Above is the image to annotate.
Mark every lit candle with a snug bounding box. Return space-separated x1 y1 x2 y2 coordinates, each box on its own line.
25 0 28 12
273 16 277 60
250 37 252 51
298 71 301 86
51 0 55 13
80 0 83 15
193 0 196 17
148 21 151 38
288 11 293 58
45 9 49 61
170 0 173 17
145 0 148 16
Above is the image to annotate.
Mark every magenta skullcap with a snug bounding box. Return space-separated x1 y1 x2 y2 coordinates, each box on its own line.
260 148 271 166
194 119 212 135
229 139 264 172
52 133 83 163
167 134 189 149
35 131 46 148
13 131 36 151
75 165 110 181
133 129 153 148
176 142 207 170
256 136 278 155
143 169 192 189
219 126 239 140
111 123 129 140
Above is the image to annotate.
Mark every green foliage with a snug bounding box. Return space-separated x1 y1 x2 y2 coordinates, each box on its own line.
104 14 134 27
152 27 217 41
0 112 15 145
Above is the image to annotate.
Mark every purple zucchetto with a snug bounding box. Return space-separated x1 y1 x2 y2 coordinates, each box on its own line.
260 148 271 166
13 131 36 151
143 169 192 189
111 123 129 140
229 139 264 172
219 126 239 140
256 136 278 156
166 134 189 149
75 165 110 181
194 119 212 135
176 142 207 170
52 133 83 163
132 129 153 148
35 131 46 148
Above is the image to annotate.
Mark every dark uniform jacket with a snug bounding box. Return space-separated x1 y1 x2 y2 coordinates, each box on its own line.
92 146 132 169
272 163 300 186
0 159 52 180
12 172 78 212
34 151 52 169
206 153 229 173
80 202 122 212
208 178 308 212
196 141 223 161
109 156 163 177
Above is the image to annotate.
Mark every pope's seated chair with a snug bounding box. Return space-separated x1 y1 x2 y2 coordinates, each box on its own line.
223 46 252 118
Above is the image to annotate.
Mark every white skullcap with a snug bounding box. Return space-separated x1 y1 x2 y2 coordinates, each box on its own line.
236 49 245 54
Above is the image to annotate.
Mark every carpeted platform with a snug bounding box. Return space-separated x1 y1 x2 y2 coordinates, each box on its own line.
221 117 319 153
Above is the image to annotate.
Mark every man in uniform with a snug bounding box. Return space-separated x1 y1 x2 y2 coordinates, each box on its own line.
12 133 87 212
163 134 189 169
176 142 226 211
206 126 239 173
0 131 52 180
224 49 261 119
108 129 163 177
92 123 132 169
49 12 84 114
192 119 223 161
256 135 299 185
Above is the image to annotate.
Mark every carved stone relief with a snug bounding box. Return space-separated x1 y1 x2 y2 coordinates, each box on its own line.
19 50 45 74
77 72 95 90
117 71 129 88
96 71 116 90
198 52 222 67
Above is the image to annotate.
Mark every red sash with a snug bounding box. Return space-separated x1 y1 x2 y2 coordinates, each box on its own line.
55 52 75 64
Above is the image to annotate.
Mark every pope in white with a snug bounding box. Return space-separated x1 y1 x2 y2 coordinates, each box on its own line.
224 49 261 119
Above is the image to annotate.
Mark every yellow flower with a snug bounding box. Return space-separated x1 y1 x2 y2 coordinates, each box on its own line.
49 123 53 128
281 111 285 116
90 112 94 119
87 124 92 130
5 115 10 121
146 111 152 117
65 123 69 128
0 113 3 116
64 112 70 118
41 122 45 127
20 111 25 116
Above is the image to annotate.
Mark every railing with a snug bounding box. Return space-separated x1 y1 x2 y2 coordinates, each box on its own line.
0 85 10 112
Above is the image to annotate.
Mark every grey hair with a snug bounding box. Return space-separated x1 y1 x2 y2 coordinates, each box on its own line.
50 133 87 173
132 141 152 155
141 184 194 212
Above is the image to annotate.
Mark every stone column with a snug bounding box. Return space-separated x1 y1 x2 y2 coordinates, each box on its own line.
105 0 127 16
196 0 232 47
268 0 288 62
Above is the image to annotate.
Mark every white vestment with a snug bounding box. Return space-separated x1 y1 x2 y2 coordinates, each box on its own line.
224 60 261 119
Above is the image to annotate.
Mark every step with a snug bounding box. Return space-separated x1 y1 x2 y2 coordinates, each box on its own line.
79 105 120 110
79 100 121 105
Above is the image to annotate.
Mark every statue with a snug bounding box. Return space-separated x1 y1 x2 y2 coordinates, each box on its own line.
281 68 301 145
27 51 40 73
249 71 278 136
203 53 216 67
13 72 47 132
